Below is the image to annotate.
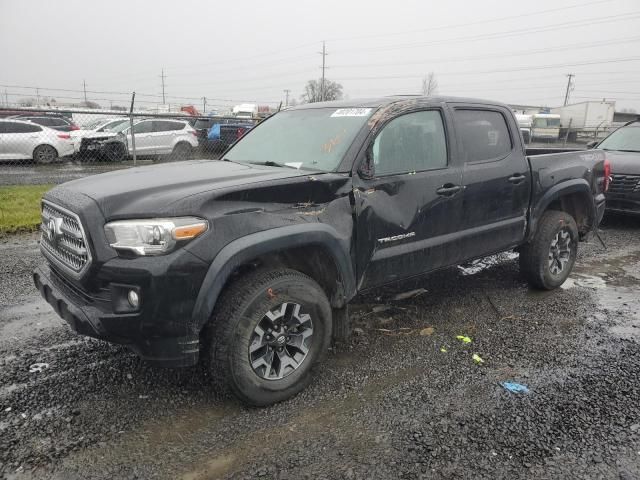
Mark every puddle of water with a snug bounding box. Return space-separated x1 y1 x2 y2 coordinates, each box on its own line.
182 453 236 480
569 251 640 339
458 252 519 276
561 274 607 290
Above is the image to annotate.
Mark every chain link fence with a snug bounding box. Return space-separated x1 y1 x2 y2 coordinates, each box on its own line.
0 105 630 186
0 106 260 185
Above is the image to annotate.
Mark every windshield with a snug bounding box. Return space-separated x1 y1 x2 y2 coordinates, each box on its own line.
225 107 375 171
101 119 129 132
598 124 640 152
83 119 106 129
111 120 136 133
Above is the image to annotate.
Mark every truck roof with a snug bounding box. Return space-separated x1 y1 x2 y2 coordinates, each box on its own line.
287 95 512 111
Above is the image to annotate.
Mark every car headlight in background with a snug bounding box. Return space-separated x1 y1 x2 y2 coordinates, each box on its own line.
104 217 208 256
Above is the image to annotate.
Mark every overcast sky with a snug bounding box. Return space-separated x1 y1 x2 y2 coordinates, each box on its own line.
1 0 639 112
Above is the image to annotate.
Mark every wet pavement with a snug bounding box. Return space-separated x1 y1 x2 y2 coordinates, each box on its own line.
1 215 639 479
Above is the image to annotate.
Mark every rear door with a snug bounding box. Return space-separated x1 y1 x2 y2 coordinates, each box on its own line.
353 107 465 289
151 120 183 153
452 106 531 259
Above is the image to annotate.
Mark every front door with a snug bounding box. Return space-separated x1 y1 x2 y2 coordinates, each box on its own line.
353 108 464 289
127 120 154 154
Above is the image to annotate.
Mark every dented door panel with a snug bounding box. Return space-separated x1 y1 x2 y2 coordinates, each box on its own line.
353 167 464 289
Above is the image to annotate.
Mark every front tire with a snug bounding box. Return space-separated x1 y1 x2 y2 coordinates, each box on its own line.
205 268 332 406
100 142 126 162
33 145 58 164
519 210 578 290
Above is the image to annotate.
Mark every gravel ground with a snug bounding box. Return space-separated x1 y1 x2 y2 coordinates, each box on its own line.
1 215 639 479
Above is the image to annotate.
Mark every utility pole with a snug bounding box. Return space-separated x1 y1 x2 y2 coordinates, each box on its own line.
160 68 167 104
4 89 8 107
36 88 40 106
202 96 207 113
318 41 327 102
83 79 87 103
563 73 574 106
283 89 290 106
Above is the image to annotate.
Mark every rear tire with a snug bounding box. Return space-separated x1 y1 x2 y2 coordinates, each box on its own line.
33 145 58 164
205 268 332 406
170 142 192 161
519 210 578 290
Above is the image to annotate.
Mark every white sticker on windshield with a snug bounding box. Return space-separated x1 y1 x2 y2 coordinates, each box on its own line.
331 108 372 118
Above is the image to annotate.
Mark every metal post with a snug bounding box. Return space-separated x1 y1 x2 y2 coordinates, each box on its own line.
129 92 137 166
563 118 572 147
563 74 574 106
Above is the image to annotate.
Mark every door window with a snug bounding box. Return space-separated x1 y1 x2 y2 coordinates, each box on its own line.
5 122 42 133
454 110 512 163
132 121 153 134
371 110 447 176
153 120 185 132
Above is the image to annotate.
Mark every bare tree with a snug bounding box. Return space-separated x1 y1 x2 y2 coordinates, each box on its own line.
421 72 438 96
302 79 343 103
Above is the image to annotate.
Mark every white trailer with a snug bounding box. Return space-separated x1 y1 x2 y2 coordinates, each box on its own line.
551 101 615 141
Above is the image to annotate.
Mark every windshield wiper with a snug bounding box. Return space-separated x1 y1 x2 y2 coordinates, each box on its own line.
249 161 299 169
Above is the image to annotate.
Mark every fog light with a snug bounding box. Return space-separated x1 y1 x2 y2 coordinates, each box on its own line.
127 290 140 309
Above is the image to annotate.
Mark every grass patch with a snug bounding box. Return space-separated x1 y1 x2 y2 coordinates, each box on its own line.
0 184 53 235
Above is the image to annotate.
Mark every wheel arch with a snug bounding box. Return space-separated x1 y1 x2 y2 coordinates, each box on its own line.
190 224 356 335
32 143 59 159
528 179 597 241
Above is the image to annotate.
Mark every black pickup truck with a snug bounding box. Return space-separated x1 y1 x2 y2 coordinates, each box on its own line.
33 96 608 405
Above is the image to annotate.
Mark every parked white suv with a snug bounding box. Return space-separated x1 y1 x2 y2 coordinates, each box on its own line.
0 119 74 163
121 119 198 159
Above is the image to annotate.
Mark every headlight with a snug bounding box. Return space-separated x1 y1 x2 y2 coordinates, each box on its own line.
104 217 208 256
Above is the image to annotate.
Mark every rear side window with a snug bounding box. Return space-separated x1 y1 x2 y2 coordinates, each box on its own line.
48 118 68 127
454 110 512 163
372 110 448 176
153 120 185 132
5 122 42 133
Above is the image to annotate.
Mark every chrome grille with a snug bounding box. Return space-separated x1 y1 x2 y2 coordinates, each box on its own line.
609 174 640 194
40 200 91 276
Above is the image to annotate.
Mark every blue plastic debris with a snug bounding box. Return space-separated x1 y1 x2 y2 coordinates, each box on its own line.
501 382 530 394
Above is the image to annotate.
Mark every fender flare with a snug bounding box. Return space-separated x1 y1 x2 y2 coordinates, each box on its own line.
190 223 355 334
527 179 596 242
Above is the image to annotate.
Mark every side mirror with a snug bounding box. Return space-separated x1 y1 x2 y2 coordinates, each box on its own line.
359 145 375 179
586 140 598 149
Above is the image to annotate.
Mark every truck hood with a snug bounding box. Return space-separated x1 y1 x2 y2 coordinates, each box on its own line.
55 160 312 218
605 150 640 175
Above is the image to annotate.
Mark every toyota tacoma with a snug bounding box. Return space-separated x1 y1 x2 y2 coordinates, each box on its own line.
34 96 609 405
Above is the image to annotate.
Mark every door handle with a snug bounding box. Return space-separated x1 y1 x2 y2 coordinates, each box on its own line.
436 184 462 196
508 174 526 184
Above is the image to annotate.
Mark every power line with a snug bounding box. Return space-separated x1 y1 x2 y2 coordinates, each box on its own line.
334 12 640 55
325 0 615 43
335 56 640 81
329 35 640 70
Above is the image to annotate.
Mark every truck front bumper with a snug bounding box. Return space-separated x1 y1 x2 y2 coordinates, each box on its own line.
605 193 640 216
33 258 206 368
